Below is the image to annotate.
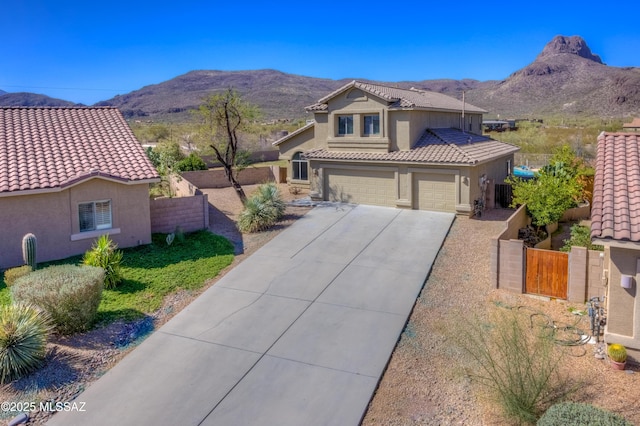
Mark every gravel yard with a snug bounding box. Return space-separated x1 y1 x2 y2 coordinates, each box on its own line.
3 191 639 425
363 210 640 425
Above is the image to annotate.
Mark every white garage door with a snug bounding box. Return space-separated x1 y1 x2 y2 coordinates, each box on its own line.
413 173 456 212
325 169 395 206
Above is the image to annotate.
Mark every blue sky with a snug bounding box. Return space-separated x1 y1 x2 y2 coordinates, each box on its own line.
3 0 640 105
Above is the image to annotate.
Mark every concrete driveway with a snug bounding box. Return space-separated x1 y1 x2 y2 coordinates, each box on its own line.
48 204 453 426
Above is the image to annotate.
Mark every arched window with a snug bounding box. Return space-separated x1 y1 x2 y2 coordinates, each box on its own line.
292 152 308 181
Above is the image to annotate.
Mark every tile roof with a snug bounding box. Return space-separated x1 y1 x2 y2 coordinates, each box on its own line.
0 107 159 195
303 128 518 165
591 132 640 242
306 80 486 114
622 117 640 129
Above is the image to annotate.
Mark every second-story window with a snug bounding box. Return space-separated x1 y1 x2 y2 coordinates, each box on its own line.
338 115 353 135
363 114 380 135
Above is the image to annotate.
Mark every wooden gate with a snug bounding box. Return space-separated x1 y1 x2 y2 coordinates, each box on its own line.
495 183 513 208
525 248 569 299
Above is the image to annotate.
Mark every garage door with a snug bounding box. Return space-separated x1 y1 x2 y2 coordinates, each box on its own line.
413 173 456 212
325 169 395 206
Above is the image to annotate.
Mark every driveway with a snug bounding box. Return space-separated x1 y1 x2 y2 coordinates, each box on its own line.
48 204 453 426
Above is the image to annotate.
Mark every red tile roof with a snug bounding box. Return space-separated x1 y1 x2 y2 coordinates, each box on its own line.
303 128 518 165
0 107 159 194
591 132 640 242
306 81 486 114
623 117 640 129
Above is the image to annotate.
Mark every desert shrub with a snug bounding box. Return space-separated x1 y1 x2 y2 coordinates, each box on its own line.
237 182 285 233
0 303 52 383
560 224 604 252
538 402 631 426
255 182 286 217
11 265 104 334
459 309 574 424
176 153 207 171
3 265 33 287
83 235 123 289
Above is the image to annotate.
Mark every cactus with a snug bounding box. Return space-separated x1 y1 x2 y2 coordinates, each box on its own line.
22 233 37 271
607 343 627 363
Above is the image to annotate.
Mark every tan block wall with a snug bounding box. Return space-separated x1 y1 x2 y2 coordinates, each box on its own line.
149 194 209 234
496 239 525 293
179 168 275 189
567 247 605 303
0 179 152 269
171 174 201 197
496 204 528 241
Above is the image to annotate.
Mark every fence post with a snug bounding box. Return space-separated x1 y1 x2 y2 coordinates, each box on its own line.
568 246 588 303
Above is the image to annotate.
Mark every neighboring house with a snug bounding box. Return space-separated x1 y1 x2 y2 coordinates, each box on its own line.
274 81 519 214
623 117 640 132
591 131 640 359
0 107 160 269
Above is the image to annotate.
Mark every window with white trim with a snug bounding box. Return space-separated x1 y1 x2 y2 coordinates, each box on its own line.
363 114 380 135
79 200 112 232
292 152 308 180
337 115 353 136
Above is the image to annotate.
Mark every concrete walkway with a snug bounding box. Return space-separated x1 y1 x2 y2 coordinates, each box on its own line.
48 204 454 426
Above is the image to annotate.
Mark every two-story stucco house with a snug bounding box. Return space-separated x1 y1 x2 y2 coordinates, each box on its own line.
0 106 160 269
274 81 519 214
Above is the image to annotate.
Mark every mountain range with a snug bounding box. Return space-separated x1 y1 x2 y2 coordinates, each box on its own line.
2 35 639 121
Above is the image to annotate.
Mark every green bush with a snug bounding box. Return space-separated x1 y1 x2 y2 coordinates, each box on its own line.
11 265 104 334
538 402 632 426
176 153 207 171
459 309 574 424
0 303 52 383
3 265 33 287
83 235 123 289
560 224 604 252
237 182 285 233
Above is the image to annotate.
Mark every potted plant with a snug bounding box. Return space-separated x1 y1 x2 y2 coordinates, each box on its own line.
607 343 627 370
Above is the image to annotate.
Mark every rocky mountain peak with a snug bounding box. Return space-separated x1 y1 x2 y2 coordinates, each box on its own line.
536 35 603 64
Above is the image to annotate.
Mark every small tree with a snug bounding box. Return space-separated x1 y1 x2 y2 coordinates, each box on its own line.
508 145 586 228
508 172 581 228
194 89 259 202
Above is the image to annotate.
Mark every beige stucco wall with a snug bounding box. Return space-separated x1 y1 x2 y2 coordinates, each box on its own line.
0 178 152 269
276 124 318 188
604 246 640 353
469 154 515 209
325 89 390 152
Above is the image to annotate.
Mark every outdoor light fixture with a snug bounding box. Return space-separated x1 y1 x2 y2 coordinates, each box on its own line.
621 274 633 289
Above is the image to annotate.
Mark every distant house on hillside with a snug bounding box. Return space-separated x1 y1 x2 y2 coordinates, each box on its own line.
623 117 640 132
0 107 160 269
274 80 518 214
